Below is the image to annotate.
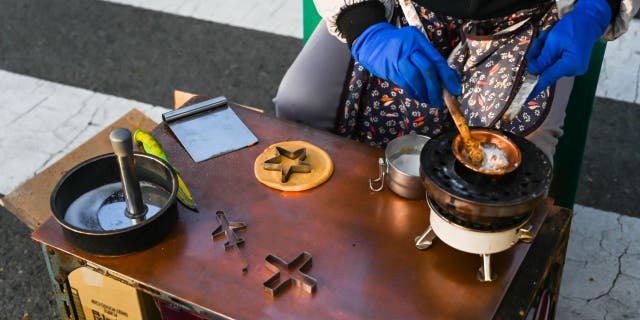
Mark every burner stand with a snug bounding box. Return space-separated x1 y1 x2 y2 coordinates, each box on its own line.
415 197 534 282
478 254 497 282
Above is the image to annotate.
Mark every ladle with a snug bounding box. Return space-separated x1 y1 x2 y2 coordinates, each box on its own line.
442 89 484 165
109 128 148 222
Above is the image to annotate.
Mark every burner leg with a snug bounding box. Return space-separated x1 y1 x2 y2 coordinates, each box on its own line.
477 254 497 282
414 225 437 250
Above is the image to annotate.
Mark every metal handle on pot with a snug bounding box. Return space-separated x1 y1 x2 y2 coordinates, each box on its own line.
110 128 148 220
369 158 386 192
517 225 535 243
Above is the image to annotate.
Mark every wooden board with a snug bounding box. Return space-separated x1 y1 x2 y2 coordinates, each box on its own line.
173 90 197 110
1 109 157 229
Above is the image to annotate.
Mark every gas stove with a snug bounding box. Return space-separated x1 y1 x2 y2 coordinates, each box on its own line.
416 129 553 281
416 196 535 281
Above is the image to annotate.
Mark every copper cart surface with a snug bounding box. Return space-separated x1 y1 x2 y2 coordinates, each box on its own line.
27 106 572 319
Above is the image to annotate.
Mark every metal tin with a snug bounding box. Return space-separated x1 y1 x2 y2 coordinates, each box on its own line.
369 134 430 199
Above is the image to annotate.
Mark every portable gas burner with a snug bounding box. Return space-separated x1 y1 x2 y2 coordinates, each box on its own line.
415 129 553 281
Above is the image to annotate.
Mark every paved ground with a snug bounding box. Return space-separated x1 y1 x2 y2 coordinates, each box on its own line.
558 205 640 319
0 1 638 319
0 205 58 320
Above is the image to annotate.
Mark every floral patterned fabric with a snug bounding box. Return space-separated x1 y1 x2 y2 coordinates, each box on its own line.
336 2 559 148
450 4 559 134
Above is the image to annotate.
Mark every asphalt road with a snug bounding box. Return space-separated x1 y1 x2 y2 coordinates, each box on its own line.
0 0 638 318
576 97 640 215
0 205 58 319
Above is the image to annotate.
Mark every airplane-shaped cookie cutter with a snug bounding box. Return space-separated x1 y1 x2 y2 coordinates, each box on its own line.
211 211 249 273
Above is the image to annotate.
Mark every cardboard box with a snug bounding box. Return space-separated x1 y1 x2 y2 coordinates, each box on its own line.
68 267 160 320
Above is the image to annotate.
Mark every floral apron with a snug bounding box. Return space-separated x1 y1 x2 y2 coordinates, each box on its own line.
336 2 559 148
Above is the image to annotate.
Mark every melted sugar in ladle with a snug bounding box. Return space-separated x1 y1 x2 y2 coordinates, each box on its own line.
442 91 522 175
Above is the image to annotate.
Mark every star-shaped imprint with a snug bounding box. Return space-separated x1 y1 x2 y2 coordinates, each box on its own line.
263 252 316 297
263 146 311 183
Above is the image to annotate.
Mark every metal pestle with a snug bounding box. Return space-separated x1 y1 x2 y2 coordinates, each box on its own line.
109 128 148 220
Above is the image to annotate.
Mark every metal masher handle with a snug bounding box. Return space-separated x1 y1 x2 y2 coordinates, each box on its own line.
110 128 147 219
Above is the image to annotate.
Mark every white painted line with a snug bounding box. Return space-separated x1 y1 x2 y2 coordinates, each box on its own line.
103 0 303 39
0 70 166 195
598 19 640 105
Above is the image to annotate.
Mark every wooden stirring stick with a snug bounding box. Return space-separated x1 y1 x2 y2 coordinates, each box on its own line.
395 0 484 165
442 89 485 166
396 0 485 166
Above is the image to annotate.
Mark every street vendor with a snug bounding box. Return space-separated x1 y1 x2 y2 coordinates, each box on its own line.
274 0 639 160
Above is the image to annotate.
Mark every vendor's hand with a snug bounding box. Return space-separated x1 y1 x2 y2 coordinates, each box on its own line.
526 0 611 101
351 22 461 109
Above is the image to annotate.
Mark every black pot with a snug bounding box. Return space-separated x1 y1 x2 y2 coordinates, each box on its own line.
50 153 178 256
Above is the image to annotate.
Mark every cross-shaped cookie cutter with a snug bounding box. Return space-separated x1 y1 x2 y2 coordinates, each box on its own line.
263 252 317 297
263 146 311 183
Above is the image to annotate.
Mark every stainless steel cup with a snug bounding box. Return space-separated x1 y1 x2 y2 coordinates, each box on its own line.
369 134 430 199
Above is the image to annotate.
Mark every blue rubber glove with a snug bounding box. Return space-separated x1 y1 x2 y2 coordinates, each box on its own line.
351 22 461 109
526 0 611 100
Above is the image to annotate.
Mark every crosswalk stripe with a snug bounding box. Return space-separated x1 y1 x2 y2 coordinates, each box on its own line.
598 19 640 104
0 69 165 195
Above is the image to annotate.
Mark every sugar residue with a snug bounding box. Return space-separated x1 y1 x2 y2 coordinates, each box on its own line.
479 142 509 171
391 153 421 176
